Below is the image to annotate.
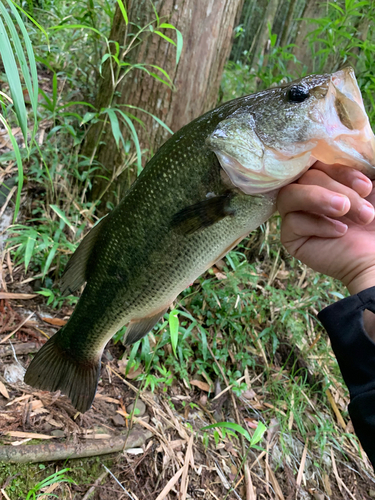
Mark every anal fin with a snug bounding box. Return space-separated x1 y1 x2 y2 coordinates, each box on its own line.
124 308 169 346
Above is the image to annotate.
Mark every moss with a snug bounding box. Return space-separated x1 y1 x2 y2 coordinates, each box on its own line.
0 455 115 498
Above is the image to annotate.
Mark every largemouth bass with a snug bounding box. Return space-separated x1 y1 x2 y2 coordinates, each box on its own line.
25 67 375 412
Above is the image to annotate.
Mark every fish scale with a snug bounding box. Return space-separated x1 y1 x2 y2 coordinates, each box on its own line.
25 68 375 412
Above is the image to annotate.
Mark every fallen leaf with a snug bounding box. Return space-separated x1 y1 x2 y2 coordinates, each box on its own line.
190 380 211 392
95 394 121 404
0 381 9 399
40 316 67 326
8 431 56 440
0 292 37 300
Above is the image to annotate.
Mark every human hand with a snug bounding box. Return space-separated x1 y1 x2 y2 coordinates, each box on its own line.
277 162 375 295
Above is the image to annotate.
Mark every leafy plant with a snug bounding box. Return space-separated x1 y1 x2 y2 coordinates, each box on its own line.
25 467 75 499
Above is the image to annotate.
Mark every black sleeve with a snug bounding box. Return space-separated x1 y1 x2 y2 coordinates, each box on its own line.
318 286 375 468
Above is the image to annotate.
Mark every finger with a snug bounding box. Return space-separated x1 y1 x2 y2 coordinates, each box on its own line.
277 183 350 219
311 162 373 197
280 212 347 255
297 169 375 225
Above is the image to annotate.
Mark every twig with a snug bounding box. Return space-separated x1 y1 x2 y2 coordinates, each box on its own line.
0 342 40 357
0 312 34 344
102 464 135 500
0 186 16 218
81 470 109 500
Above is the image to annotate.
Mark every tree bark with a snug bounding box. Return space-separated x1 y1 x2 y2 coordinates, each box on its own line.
279 0 298 48
82 0 244 210
288 0 325 74
250 0 279 68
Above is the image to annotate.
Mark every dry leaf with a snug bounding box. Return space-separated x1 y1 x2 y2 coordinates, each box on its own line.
95 394 121 404
40 316 67 326
0 381 9 399
8 431 55 440
190 380 211 392
0 292 37 300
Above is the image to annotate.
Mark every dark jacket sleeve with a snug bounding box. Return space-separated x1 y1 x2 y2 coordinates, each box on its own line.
318 286 375 468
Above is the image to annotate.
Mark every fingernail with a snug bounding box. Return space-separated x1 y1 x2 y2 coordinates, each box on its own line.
353 178 372 196
359 204 375 223
331 195 348 212
333 221 348 234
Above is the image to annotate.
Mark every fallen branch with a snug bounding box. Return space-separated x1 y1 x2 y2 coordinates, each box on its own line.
0 342 41 357
0 427 152 463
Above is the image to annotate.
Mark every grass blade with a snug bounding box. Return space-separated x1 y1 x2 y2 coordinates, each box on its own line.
10 0 49 48
169 309 179 358
0 12 28 141
4 0 39 141
50 205 73 229
116 110 142 174
122 104 173 135
201 422 252 442
116 0 128 25
0 115 23 221
104 108 121 148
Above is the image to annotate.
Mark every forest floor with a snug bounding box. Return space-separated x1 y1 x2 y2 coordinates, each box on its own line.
1 250 375 500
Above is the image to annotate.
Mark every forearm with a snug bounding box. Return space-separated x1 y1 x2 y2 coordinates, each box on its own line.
318 287 375 468
345 272 375 341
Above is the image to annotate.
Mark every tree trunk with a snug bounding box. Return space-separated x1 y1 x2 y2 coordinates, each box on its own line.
279 0 297 47
288 0 325 74
250 0 279 68
82 0 244 210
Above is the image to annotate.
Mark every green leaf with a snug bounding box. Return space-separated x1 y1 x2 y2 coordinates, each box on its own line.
49 24 104 39
116 0 128 25
0 115 23 221
202 422 252 442
198 325 208 361
169 309 179 358
81 112 97 125
105 108 122 148
49 205 73 229
250 422 267 447
25 233 37 272
157 24 183 64
3 0 39 142
116 110 142 174
175 29 183 65
43 242 59 278
125 341 141 376
0 11 28 141
154 30 176 46
10 0 49 48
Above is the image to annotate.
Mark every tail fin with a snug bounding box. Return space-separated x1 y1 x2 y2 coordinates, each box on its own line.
24 331 100 413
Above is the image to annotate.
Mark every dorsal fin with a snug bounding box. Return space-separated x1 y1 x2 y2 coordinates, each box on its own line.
60 215 108 296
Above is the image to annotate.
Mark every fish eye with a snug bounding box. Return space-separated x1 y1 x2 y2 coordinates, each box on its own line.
288 86 310 103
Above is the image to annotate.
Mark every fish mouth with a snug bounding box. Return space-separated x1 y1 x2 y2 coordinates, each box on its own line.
310 66 375 179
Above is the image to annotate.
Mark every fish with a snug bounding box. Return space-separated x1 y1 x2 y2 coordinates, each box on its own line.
24 67 375 412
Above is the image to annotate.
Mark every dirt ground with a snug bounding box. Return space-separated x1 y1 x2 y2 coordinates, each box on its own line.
1 283 375 500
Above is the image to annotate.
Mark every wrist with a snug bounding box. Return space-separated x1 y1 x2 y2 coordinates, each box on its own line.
345 268 375 295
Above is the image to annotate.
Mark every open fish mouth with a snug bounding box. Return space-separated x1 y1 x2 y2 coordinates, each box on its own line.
311 67 375 178
208 67 375 195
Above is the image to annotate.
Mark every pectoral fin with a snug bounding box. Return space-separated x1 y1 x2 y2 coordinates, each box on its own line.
171 193 235 235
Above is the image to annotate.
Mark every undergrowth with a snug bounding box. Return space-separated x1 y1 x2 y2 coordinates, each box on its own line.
1 0 374 495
